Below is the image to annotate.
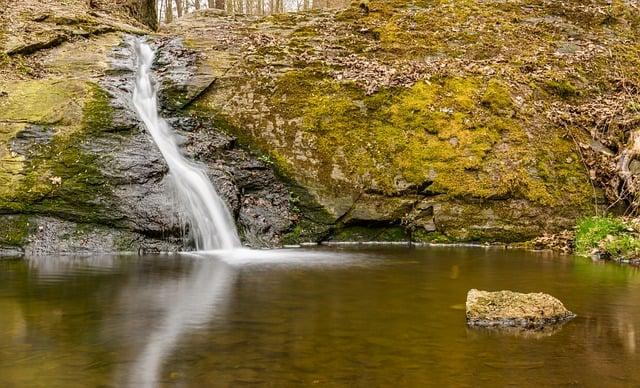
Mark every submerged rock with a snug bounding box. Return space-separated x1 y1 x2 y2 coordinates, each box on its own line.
465 289 575 328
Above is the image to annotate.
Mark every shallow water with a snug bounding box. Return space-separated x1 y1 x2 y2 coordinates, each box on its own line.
1 246 640 387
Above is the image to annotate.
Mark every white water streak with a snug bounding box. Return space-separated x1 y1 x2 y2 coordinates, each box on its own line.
127 259 235 388
132 40 241 250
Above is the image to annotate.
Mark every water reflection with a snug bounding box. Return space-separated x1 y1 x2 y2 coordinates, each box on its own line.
17 249 366 387
124 248 366 386
4 248 640 386
28 255 123 281
197 247 367 266
127 256 235 388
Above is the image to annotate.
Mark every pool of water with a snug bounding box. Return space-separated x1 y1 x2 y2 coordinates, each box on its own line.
1 246 639 387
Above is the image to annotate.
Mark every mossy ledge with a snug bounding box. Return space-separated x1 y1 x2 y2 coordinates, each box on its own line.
164 0 626 243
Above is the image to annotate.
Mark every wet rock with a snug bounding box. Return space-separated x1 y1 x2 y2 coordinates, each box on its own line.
0 247 24 258
9 125 55 156
0 31 296 255
465 289 576 328
466 323 567 339
22 216 183 255
152 36 295 247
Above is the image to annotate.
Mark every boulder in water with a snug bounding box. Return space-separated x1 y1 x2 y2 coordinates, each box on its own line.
465 289 575 328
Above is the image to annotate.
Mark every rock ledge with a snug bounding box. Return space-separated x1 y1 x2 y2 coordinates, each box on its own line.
466 289 575 328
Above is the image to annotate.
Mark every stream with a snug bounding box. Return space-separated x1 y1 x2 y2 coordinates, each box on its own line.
1 246 640 387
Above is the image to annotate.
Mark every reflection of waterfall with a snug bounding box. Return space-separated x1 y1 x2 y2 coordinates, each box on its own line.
132 40 240 251
128 257 235 388
28 255 121 281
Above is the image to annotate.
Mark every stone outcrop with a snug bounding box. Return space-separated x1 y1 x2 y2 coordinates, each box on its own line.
2 0 639 253
465 289 576 328
161 0 640 244
0 6 295 254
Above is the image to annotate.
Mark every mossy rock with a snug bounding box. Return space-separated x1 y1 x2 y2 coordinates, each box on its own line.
0 215 32 247
168 0 615 242
0 79 114 222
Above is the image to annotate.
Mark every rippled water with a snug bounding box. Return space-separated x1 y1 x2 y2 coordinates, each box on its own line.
1 247 640 387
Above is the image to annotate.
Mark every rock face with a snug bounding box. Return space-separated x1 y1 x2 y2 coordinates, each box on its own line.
465 289 576 328
2 0 639 253
160 0 640 244
0 5 295 255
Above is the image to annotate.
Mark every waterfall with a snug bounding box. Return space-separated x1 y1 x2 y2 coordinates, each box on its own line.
132 40 241 251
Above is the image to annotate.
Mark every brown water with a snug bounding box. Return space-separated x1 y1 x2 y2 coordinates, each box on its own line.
1 246 640 387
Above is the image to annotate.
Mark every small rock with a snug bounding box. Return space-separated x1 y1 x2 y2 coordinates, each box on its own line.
466 289 575 328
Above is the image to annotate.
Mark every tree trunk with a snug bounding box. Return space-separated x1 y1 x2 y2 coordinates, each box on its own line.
165 0 173 22
215 0 225 9
175 0 183 17
195 0 201 10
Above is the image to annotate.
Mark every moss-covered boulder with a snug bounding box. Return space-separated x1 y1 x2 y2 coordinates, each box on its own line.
466 289 576 328
161 0 640 243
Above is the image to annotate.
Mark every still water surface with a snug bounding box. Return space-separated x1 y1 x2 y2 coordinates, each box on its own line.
1 246 640 387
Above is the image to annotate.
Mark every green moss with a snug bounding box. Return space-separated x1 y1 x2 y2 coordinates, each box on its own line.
0 82 113 222
82 83 113 133
259 70 589 206
545 79 579 99
574 216 627 255
481 79 513 114
330 225 409 242
0 123 27 199
0 215 31 247
0 80 88 125
413 230 451 243
291 26 317 37
377 20 405 51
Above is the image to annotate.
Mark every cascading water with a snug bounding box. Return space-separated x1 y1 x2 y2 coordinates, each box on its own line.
132 40 241 251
